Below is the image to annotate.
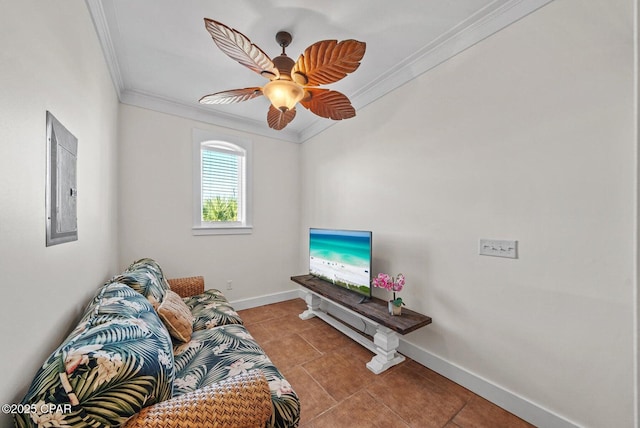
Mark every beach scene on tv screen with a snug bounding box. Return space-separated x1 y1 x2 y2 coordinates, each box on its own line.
309 229 371 295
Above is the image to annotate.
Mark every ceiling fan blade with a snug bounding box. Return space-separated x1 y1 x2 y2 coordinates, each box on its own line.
267 105 296 130
204 19 279 79
199 87 263 105
292 39 366 86
300 88 355 120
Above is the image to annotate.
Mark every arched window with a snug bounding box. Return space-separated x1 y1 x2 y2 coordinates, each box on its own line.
192 129 252 235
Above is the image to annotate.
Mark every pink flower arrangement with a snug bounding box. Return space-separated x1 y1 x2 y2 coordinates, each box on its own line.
372 273 405 307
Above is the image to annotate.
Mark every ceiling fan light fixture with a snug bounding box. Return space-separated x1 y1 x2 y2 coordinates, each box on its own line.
262 79 304 112
201 19 366 130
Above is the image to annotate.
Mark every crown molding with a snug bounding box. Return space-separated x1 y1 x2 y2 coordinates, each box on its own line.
345 0 555 122
86 0 555 144
120 89 303 143
85 0 125 98
298 0 555 143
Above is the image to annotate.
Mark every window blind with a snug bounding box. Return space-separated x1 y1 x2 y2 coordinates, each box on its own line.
201 149 239 201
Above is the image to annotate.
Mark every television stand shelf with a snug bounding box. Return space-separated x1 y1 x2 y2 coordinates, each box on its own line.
291 274 432 374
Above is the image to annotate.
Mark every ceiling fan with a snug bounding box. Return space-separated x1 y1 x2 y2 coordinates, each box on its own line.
199 19 366 131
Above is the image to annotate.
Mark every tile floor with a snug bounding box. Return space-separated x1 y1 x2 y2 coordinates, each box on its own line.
238 298 535 428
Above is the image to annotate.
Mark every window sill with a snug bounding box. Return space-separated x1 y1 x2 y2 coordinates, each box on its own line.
192 225 253 236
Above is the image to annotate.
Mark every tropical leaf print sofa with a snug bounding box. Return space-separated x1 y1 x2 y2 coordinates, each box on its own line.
14 258 300 428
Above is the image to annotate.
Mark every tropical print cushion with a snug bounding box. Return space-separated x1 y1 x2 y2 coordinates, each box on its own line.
173 324 300 428
112 258 171 304
14 282 175 428
183 289 244 330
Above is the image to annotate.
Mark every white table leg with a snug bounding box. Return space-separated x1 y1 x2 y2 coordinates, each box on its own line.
299 292 321 320
366 325 405 374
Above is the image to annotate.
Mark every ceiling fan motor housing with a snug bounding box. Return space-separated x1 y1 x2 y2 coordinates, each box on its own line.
273 55 295 80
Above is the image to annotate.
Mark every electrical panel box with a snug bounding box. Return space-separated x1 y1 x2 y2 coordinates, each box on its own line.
46 111 78 246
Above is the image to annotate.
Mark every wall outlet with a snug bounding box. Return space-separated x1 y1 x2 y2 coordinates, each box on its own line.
226 280 233 290
479 239 518 259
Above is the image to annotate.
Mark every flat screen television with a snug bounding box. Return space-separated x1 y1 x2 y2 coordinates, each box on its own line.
309 228 372 298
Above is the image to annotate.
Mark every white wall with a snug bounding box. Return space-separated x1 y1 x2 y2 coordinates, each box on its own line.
0 1 635 427
117 105 301 301
0 1 120 425
300 0 635 426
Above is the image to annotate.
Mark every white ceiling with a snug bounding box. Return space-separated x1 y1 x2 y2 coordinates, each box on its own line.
86 0 553 143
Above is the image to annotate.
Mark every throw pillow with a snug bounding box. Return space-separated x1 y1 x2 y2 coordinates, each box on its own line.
158 290 194 343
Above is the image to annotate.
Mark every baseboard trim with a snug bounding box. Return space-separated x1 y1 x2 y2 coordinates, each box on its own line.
230 289 300 311
398 340 578 428
236 289 578 427
289 288 577 428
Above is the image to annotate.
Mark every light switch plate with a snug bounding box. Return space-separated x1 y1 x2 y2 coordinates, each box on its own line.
479 239 518 258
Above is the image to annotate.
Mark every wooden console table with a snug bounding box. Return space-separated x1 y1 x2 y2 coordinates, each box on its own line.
291 274 432 374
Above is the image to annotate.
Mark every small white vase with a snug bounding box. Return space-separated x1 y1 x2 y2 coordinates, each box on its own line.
388 301 402 316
